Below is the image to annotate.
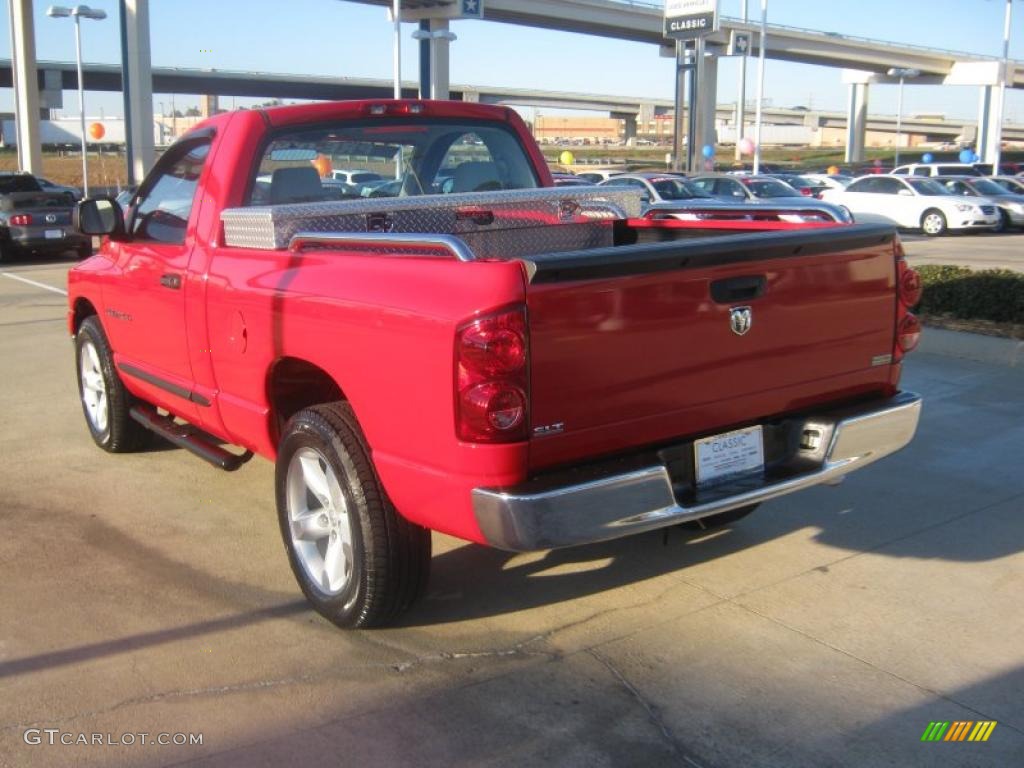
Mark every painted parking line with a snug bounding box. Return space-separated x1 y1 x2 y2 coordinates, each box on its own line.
0 271 68 296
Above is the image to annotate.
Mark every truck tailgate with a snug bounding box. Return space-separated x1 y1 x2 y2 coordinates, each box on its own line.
525 224 899 471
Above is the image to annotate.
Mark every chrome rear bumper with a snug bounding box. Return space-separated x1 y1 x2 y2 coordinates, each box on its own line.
473 392 922 551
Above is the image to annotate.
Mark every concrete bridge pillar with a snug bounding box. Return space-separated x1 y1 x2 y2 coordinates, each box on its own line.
121 0 155 184
430 19 452 101
612 111 638 143
845 82 870 163
976 84 1006 165
8 0 42 174
694 50 718 166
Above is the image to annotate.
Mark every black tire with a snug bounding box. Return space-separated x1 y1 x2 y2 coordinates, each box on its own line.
75 316 149 452
920 209 947 237
993 210 1010 234
275 402 431 628
679 503 760 531
0 239 13 264
77 243 92 260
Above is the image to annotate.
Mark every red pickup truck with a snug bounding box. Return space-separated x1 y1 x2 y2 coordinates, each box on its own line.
69 100 923 628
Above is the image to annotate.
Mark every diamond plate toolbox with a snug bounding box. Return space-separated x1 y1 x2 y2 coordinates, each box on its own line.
220 187 643 259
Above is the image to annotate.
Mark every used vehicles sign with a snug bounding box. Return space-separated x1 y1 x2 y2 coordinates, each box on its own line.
664 0 719 40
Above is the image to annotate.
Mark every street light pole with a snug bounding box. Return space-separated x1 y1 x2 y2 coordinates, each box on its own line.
736 0 749 162
894 75 904 168
48 5 107 197
72 12 87 193
887 67 920 169
752 0 767 174
392 0 402 99
993 0 1013 175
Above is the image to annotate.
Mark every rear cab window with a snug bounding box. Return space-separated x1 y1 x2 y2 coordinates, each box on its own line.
248 118 540 205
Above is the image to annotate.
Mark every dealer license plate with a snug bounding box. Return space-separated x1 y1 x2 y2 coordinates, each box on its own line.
695 425 764 489
44 229 63 239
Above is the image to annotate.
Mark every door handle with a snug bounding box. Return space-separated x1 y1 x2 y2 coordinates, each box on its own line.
160 273 182 290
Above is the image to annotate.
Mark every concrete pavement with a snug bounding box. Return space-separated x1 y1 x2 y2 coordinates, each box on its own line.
1 259 1022 767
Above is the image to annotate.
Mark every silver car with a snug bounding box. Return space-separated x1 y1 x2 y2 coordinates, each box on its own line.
933 176 1024 231
690 173 854 223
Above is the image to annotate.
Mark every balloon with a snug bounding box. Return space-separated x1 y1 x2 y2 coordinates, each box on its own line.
737 137 755 155
701 144 715 159
88 122 105 140
921 153 934 163
311 154 333 178
558 150 575 166
826 165 840 175
959 149 975 163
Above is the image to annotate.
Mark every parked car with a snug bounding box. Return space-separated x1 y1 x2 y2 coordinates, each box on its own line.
69 99 922 628
365 179 403 197
329 169 384 187
598 172 723 206
891 163 981 177
989 176 1024 195
801 174 854 193
767 173 830 198
691 173 804 201
36 176 82 203
690 173 852 222
0 172 89 262
551 172 591 187
972 162 1021 176
933 176 1024 231
820 175 1000 236
574 169 624 183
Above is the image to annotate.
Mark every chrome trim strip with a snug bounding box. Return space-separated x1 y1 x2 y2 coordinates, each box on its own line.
473 392 922 551
288 232 478 262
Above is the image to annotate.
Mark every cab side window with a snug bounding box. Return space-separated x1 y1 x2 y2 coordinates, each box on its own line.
132 141 211 245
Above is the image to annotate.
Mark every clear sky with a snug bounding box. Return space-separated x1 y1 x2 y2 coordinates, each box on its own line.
1 0 1022 124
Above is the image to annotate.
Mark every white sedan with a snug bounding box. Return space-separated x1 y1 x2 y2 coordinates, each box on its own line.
820 175 1000 236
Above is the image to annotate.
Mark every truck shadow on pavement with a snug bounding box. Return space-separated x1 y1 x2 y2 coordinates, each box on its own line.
403 480 1024 627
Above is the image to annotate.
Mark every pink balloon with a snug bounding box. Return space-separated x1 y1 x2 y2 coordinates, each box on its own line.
738 137 755 155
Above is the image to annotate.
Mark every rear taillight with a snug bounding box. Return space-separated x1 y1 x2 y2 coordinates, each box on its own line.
10 214 32 226
898 261 923 308
455 305 529 443
893 243 922 361
897 313 921 353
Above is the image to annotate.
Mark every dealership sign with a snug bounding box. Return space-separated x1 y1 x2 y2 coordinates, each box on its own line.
664 0 719 40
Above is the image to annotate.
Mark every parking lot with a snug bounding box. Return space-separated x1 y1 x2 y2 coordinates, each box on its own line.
902 229 1024 273
1 235 1023 767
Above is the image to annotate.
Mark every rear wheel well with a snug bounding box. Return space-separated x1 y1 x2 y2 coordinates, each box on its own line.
72 298 98 335
267 358 345 442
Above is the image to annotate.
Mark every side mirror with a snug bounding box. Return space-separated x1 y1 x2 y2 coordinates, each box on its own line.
75 197 126 239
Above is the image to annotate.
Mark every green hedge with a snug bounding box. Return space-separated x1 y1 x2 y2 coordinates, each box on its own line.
915 265 1024 325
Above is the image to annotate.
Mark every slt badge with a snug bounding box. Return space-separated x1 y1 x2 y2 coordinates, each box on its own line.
730 306 753 336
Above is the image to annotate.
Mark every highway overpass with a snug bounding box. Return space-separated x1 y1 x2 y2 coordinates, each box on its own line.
5 59 1023 146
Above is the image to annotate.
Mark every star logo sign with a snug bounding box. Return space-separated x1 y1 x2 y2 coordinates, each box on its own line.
463 0 479 15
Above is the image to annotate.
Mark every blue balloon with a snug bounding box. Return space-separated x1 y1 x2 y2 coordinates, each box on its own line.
959 149 975 163
921 153 934 163
702 144 715 159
